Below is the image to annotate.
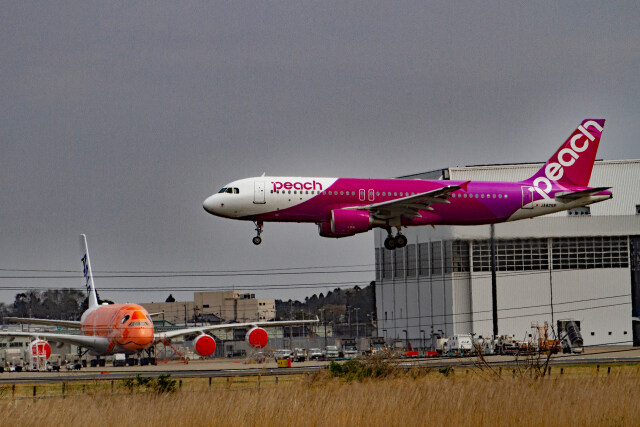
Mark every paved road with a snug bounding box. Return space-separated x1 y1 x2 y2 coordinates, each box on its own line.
1 346 638 384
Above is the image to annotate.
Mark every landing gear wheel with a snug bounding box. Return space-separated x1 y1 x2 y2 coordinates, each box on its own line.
384 236 397 250
395 234 408 248
252 221 264 245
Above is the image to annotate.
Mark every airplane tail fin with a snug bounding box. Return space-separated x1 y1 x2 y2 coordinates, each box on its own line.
524 119 605 187
80 234 99 309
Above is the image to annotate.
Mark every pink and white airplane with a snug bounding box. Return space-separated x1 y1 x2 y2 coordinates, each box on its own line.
203 119 611 250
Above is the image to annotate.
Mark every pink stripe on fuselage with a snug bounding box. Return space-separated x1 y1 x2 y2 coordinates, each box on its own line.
241 178 528 225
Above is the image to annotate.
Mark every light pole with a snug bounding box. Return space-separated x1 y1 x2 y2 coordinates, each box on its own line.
420 330 426 351
347 305 351 338
319 309 327 348
354 308 360 341
402 329 408 350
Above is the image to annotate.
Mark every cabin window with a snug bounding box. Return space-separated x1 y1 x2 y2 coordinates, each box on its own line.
121 315 130 324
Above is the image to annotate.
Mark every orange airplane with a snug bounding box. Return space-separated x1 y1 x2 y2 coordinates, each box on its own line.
1 235 317 364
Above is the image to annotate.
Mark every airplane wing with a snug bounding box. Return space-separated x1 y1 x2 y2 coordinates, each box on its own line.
0 331 110 349
157 318 319 341
6 317 82 329
555 187 611 201
349 184 465 220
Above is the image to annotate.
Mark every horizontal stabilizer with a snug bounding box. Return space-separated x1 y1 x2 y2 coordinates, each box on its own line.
554 187 611 201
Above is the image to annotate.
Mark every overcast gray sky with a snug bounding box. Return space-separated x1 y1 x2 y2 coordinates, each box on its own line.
1 1 639 305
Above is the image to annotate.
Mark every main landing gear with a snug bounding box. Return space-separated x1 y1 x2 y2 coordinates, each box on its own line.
252 221 264 245
383 228 407 251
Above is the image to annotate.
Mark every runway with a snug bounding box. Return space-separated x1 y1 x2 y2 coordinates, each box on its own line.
2 346 639 384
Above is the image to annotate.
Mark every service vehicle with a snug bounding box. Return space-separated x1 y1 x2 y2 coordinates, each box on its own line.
324 345 339 359
112 353 126 367
273 349 293 362
444 334 473 355
342 339 358 359
293 348 307 362
308 348 324 360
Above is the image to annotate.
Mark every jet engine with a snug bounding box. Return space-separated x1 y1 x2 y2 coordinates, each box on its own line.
318 209 382 237
30 339 51 359
193 334 216 357
246 326 269 349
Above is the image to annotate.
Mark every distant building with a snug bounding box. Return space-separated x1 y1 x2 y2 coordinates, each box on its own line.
142 290 276 325
375 159 640 348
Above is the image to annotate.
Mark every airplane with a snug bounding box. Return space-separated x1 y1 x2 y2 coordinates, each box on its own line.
0 235 317 365
203 119 612 250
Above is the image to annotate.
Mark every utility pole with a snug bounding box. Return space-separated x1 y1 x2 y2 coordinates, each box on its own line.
320 309 327 348
354 307 360 341
490 224 498 338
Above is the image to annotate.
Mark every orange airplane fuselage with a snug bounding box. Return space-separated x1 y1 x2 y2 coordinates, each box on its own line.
81 303 155 355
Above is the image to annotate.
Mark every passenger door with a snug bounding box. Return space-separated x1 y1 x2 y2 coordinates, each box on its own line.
254 181 266 204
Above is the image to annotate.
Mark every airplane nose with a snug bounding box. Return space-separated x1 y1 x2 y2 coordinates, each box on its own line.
203 195 218 214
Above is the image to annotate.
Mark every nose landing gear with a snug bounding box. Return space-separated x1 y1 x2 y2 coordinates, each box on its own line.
252 221 264 245
383 227 407 250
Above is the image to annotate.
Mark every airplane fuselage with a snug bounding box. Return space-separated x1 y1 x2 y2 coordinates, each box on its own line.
80 303 154 355
204 176 611 226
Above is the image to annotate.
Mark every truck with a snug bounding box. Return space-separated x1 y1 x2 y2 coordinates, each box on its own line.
341 339 358 359
324 345 340 359
433 338 448 355
369 337 386 355
308 348 324 360
494 335 519 355
46 354 62 372
65 354 82 370
444 334 473 356
112 353 126 367
2 349 24 372
292 348 307 362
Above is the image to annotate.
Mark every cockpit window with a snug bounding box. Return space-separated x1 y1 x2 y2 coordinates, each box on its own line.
218 187 240 194
121 315 130 324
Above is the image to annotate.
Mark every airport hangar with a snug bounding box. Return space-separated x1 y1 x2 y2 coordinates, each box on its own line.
374 159 640 349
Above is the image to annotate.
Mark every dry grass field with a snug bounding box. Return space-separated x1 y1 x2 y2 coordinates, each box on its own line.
1 364 639 426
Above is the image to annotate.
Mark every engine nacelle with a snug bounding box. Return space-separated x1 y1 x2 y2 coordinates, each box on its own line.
193 334 216 357
30 339 51 359
246 327 269 349
318 209 376 237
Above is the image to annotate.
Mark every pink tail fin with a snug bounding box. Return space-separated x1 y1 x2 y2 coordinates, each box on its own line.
525 119 605 187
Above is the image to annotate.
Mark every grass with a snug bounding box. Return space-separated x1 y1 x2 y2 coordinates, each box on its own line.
1 364 639 426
